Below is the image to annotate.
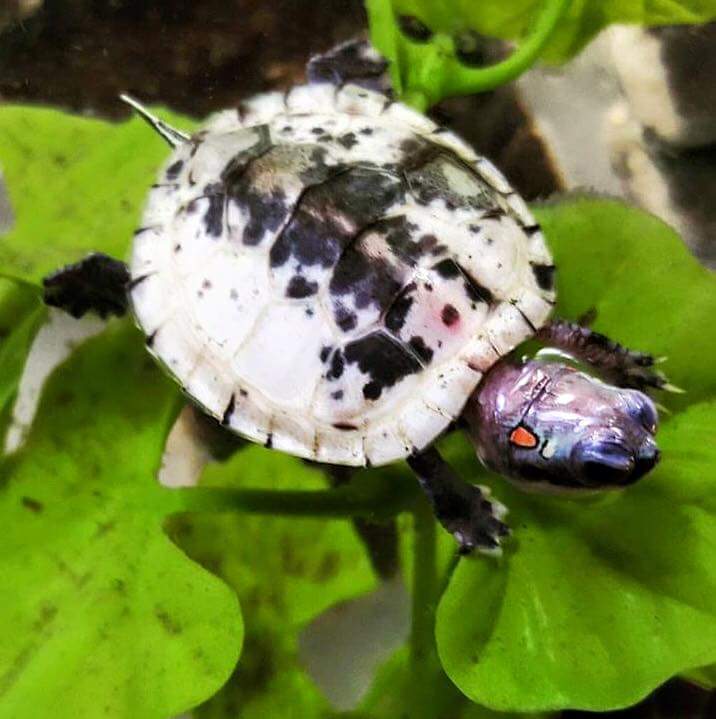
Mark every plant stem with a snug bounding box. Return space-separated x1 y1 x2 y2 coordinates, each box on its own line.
408 497 439 719
397 0 573 106
165 475 419 520
448 0 573 96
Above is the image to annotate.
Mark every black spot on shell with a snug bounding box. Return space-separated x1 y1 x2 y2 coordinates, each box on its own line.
382 219 436 267
337 132 358 149
320 345 332 362
146 330 157 347
166 159 184 180
239 388 249 397
333 422 358 431
234 189 289 246
524 224 541 236
469 224 482 234
335 305 358 332
442 304 460 326
311 126 326 135
343 332 422 401
265 433 273 449
331 390 344 400
385 284 416 333
203 189 225 238
363 382 382 401
416 234 443 256
286 275 318 299
532 263 556 291
328 349 345 381
433 258 461 279
360 127 374 135
409 336 433 364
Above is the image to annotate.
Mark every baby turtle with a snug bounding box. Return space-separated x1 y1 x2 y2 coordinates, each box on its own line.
44 41 667 553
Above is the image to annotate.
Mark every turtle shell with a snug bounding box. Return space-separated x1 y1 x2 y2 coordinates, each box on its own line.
129 83 555 467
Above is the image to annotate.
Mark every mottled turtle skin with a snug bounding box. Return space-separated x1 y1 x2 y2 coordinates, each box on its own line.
129 83 555 467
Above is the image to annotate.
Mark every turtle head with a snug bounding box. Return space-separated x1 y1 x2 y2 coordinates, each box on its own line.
464 358 660 492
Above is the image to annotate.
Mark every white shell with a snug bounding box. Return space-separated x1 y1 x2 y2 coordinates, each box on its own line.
130 83 555 466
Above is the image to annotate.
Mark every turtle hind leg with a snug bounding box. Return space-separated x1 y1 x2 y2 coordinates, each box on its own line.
43 253 129 319
538 319 672 392
306 38 391 94
407 446 510 555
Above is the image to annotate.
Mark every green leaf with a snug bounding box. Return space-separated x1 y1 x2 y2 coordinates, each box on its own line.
0 279 39 339
0 321 242 718
0 105 197 285
367 0 716 106
169 447 378 718
436 400 716 712
533 196 716 411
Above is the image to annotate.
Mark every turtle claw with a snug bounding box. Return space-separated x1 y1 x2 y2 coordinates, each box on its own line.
451 486 511 556
661 382 685 394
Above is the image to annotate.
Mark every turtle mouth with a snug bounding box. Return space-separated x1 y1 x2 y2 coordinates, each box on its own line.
576 436 660 488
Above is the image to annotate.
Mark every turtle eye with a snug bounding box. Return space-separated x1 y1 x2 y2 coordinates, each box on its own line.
509 426 538 449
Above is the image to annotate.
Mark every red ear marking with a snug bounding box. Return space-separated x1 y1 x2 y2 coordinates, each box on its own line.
510 426 538 449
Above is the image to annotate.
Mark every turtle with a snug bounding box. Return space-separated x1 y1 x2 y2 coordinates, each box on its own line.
43 40 667 554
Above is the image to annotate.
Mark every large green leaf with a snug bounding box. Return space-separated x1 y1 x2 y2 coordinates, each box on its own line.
0 321 242 718
0 105 197 284
169 446 378 719
367 0 716 105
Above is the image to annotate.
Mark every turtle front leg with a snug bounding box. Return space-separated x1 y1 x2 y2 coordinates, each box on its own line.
407 446 509 555
538 319 670 392
43 253 129 319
